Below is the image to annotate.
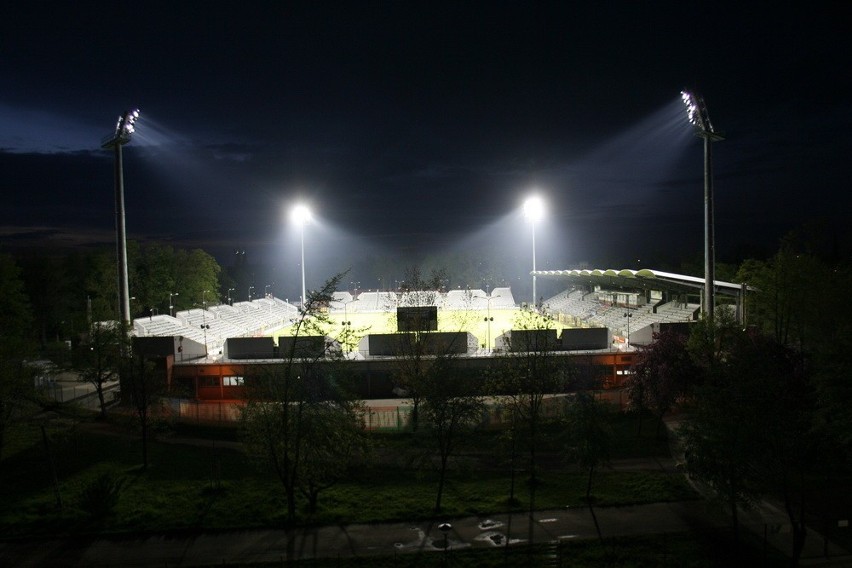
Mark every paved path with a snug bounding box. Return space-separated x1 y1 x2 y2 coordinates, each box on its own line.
1 500 848 567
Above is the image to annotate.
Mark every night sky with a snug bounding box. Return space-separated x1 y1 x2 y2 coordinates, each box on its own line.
1 2 850 299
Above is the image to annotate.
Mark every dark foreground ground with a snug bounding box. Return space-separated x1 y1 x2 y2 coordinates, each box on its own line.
1 499 849 567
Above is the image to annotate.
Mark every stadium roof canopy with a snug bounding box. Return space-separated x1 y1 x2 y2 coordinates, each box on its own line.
533 268 747 297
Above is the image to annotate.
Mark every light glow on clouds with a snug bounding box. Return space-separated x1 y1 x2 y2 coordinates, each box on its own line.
0 103 108 154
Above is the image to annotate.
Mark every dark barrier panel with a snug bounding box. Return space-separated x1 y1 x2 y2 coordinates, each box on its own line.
560 327 611 350
225 337 275 359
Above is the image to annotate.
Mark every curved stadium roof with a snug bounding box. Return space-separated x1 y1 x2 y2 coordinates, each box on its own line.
533 268 748 297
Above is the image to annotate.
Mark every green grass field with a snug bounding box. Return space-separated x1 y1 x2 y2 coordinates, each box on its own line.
273 308 570 351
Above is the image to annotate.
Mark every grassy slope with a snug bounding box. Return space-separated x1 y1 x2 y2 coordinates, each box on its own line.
0 415 693 536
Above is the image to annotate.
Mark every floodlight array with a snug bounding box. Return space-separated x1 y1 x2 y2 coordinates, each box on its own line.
103 109 140 148
291 204 312 226
680 90 715 134
523 195 545 222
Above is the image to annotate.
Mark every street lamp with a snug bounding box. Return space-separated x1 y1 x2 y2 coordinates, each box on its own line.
681 90 724 318
101 108 140 326
248 286 255 301
200 290 210 356
291 204 312 308
341 298 360 352
343 297 359 324
438 522 452 566
227 287 235 305
523 195 545 308
169 292 179 318
623 298 633 349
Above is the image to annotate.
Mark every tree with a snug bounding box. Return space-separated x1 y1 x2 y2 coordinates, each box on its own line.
736 228 852 470
296 399 369 514
488 308 575 545
73 322 122 419
420 366 485 513
680 317 758 539
736 225 845 353
18 254 78 348
0 251 37 465
122 344 168 470
681 319 824 563
491 309 572 485
564 392 612 541
392 266 447 432
173 248 222 309
741 334 817 565
625 328 700 437
82 242 224 320
241 272 367 520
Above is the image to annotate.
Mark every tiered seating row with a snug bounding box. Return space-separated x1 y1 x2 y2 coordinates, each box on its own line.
543 289 698 337
133 297 299 356
329 289 516 312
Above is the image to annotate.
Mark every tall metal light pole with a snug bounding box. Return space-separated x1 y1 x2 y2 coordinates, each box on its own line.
623 297 633 349
291 204 312 308
681 91 724 318
101 109 140 326
200 290 210 356
523 195 544 308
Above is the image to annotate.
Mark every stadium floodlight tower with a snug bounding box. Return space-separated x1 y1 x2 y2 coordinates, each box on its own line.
681 90 724 318
291 204 313 308
523 195 545 308
101 109 140 327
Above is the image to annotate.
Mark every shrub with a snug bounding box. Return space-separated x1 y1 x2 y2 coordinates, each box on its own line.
79 472 125 520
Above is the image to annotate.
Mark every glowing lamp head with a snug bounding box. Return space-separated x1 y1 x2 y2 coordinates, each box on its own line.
680 90 714 134
112 108 140 139
523 195 545 222
291 204 312 227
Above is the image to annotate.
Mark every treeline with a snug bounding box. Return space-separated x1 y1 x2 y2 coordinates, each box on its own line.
9 242 227 349
624 226 852 565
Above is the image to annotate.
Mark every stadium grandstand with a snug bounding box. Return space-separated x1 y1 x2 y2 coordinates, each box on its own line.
124 268 753 413
133 296 300 357
537 268 748 344
130 267 747 361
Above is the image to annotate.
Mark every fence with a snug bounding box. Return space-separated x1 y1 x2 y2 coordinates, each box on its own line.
162 393 621 431
42 381 121 411
163 398 245 425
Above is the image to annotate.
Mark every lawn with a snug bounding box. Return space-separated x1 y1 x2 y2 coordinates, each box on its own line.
272 308 563 351
0 418 694 537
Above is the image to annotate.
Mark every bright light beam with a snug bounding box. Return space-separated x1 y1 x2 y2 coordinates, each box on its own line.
290 203 313 306
523 194 545 307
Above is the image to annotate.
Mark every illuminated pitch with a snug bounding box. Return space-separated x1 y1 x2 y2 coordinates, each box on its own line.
272 307 571 351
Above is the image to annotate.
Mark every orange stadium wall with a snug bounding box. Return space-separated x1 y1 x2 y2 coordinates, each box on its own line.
169 351 635 403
